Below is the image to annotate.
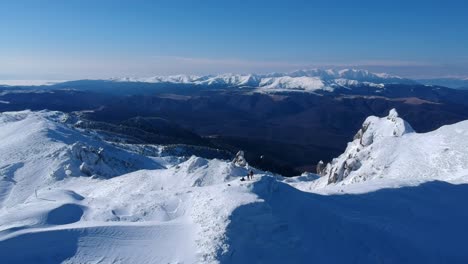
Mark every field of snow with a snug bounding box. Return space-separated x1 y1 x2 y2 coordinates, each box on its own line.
1 110 468 263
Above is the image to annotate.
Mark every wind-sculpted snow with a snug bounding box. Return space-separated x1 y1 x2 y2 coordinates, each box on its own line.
1 110 468 263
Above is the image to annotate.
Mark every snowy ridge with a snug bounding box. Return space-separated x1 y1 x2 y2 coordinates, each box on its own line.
310 109 468 193
112 68 414 92
259 76 327 91
0 110 164 208
0 110 257 263
1 110 468 263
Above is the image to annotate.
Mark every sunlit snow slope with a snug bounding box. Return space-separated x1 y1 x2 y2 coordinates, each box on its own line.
306 109 468 193
1 110 468 264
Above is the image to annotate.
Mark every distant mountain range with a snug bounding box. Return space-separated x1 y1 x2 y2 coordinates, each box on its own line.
2 68 468 91
417 78 468 89
112 69 417 92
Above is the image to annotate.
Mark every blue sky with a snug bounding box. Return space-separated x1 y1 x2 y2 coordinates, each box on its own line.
1 0 467 79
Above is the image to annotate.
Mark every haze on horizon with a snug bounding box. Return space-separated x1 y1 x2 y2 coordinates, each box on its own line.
1 0 467 80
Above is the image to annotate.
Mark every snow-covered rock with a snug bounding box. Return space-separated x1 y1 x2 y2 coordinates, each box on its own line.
312 108 468 191
232 150 248 167
319 108 414 184
356 108 414 147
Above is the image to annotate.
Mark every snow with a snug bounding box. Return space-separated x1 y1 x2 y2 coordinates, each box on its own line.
259 76 325 91
0 110 163 208
223 177 468 263
112 68 414 92
0 69 414 92
0 110 255 263
1 110 468 263
301 109 468 193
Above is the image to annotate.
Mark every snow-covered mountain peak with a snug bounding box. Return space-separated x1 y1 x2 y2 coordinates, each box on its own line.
318 109 414 184
286 68 406 82
388 108 398 119
112 68 415 92
315 109 467 189
259 76 326 91
357 108 414 147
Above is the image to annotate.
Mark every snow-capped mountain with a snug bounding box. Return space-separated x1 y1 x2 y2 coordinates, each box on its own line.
113 69 415 92
310 109 468 193
1 110 468 263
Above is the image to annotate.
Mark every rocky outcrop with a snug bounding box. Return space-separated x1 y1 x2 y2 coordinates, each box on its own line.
58 142 162 179
232 151 248 167
71 143 113 177
322 109 414 184
316 160 325 175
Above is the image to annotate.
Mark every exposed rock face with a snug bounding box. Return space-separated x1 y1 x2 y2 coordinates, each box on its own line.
316 160 325 175
323 109 414 184
232 151 248 167
72 143 104 166
71 143 109 176
60 142 162 178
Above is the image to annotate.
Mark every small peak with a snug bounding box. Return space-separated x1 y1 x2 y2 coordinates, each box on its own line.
232 150 248 167
388 108 399 119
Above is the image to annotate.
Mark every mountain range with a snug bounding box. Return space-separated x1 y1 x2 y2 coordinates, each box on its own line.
3 69 468 91
112 69 416 92
1 68 468 177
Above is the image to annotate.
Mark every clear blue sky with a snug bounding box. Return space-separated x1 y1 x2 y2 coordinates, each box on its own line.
1 0 467 79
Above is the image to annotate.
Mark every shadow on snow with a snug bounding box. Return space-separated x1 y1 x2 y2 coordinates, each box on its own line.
220 177 468 264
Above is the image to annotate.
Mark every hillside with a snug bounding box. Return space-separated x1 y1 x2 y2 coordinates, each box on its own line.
1 110 468 263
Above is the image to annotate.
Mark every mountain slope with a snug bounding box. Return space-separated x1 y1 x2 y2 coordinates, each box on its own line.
308 109 468 193
1 110 468 263
0 110 164 208
0 110 255 263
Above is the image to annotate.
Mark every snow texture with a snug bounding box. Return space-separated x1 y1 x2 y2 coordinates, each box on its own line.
1 110 468 263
